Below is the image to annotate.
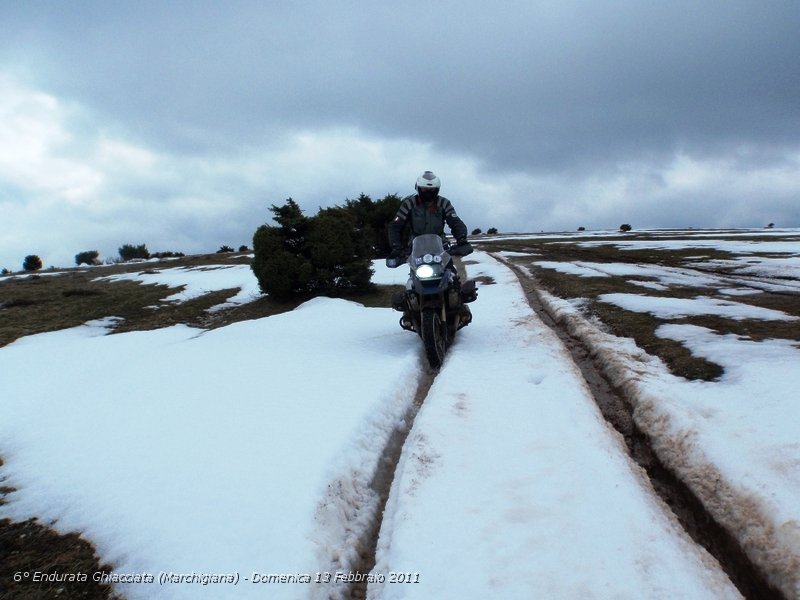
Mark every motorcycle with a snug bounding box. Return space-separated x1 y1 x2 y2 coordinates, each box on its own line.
386 234 478 369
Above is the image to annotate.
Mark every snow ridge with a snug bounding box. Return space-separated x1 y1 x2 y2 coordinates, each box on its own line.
535 287 800 599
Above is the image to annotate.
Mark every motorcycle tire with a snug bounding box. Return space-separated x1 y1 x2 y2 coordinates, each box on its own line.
421 308 447 369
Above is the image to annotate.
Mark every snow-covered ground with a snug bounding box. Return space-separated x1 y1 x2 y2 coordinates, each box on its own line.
368 253 739 600
500 231 800 599
0 241 795 598
95 263 262 310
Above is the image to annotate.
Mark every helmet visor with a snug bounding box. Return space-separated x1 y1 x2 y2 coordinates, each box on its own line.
418 186 439 201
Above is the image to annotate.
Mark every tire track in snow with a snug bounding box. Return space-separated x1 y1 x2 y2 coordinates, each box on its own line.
347 257 473 599
497 254 786 600
346 370 436 600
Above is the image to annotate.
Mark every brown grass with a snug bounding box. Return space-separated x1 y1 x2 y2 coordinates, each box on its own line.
0 253 400 348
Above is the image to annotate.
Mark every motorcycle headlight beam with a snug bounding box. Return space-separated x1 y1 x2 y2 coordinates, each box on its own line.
416 264 436 279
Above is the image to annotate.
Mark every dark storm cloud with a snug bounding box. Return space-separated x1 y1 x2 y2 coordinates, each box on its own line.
2 1 800 267
5 0 799 172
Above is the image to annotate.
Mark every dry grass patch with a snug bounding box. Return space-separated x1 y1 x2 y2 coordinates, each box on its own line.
0 272 172 346
589 302 725 381
0 255 407 347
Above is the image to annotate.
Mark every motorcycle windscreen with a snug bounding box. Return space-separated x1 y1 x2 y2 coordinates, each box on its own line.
411 234 447 260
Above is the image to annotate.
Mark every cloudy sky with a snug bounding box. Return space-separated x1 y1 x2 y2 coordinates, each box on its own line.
2 1 799 267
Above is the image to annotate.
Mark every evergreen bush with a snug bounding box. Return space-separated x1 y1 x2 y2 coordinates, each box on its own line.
75 250 100 266
251 198 375 300
119 244 150 261
23 255 43 272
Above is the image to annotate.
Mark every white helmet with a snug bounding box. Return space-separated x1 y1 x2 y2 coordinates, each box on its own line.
415 171 441 195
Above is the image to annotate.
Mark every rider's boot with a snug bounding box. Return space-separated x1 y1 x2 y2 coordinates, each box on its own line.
391 291 407 312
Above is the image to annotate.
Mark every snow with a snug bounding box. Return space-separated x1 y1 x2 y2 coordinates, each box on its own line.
2 242 798 598
531 258 800 294
1 293 421 599
368 253 739 599
530 288 800 599
598 293 798 321
95 264 262 310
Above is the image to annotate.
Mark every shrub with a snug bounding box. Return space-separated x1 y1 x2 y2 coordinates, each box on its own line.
1 267 10 275
238 245 249 252
151 251 185 259
217 245 235 253
251 198 374 300
471 228 482 235
119 243 150 261
307 208 373 294
252 199 313 300
577 226 586 231
22 255 43 272
619 223 632 232
75 250 100 266
487 227 498 235
373 194 403 257
331 193 401 258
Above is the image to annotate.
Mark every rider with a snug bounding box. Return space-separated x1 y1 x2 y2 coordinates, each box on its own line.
388 171 474 327
388 171 470 257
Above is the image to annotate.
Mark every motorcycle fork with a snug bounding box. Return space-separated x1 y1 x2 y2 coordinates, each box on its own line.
416 293 447 337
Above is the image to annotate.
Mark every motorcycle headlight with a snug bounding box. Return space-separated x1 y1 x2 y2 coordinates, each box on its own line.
416 264 435 279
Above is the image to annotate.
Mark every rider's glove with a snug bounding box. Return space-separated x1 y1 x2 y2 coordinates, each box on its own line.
388 246 404 259
452 239 473 256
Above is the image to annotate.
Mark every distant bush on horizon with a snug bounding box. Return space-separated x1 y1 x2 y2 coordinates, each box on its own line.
75 250 100 266
150 251 185 259
23 255 43 272
119 244 150 261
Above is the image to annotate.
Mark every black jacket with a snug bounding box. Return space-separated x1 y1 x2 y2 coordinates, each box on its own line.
388 194 468 250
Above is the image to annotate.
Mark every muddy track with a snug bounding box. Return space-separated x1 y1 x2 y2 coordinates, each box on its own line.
346 258 473 599
500 257 785 600
347 371 436 600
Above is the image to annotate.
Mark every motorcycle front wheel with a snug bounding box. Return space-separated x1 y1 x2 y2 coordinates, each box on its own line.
421 308 447 369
